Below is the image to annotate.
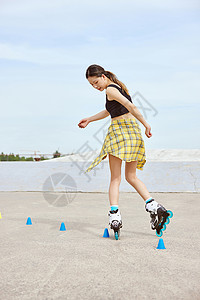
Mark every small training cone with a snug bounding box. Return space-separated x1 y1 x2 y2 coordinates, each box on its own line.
0 212 2 219
157 238 166 249
103 228 110 238
60 222 66 231
26 217 32 225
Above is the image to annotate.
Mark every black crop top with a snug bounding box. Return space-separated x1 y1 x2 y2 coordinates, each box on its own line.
105 84 133 118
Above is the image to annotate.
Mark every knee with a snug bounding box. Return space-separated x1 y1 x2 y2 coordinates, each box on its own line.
125 174 137 183
110 175 121 185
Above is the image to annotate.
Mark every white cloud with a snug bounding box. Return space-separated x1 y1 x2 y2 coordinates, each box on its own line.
0 0 199 34
0 42 89 65
1 0 199 16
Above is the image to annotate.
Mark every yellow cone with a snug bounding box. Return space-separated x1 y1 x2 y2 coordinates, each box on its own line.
0 212 2 219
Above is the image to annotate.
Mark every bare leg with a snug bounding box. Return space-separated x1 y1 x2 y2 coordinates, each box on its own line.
108 154 122 206
125 160 151 201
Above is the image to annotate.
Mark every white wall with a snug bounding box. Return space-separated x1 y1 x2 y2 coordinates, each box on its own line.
0 160 199 192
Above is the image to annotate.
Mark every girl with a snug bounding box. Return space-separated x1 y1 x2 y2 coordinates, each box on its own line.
78 64 173 239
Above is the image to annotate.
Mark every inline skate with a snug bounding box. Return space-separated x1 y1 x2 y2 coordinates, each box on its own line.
145 199 173 237
108 208 123 240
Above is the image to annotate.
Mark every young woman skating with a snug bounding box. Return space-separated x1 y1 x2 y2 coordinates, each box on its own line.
78 64 173 239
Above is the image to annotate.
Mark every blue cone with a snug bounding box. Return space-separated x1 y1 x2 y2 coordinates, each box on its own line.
60 222 66 231
157 238 166 249
26 217 32 225
103 228 110 238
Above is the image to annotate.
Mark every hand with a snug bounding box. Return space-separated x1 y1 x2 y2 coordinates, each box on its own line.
145 125 152 138
78 118 90 128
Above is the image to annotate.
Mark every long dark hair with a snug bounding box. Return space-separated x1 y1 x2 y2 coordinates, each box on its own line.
85 64 130 95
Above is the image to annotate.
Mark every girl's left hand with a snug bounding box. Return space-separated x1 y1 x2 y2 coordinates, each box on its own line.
145 125 152 138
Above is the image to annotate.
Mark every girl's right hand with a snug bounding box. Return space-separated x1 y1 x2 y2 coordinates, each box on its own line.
78 118 90 128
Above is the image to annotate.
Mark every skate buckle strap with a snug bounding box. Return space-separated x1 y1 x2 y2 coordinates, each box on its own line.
110 209 118 214
146 198 154 204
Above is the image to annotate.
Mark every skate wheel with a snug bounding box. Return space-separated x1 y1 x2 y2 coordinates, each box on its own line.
165 217 170 225
162 224 166 231
167 210 173 218
115 232 119 240
156 230 163 237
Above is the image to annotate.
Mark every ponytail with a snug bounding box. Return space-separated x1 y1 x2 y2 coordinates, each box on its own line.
104 70 130 96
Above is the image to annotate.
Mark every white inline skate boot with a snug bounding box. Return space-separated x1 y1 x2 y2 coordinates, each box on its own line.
145 198 173 237
108 208 123 240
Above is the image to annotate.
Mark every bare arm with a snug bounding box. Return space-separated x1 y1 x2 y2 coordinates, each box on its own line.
106 87 149 127
88 109 110 122
106 87 152 138
78 109 110 128
127 105 149 128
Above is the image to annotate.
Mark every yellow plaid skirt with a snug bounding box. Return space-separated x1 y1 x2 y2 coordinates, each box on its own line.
84 118 146 173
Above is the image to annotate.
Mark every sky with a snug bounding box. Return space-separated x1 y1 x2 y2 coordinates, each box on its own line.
0 0 200 157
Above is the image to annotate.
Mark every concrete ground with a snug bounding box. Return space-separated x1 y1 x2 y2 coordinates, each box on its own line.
0 192 200 300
